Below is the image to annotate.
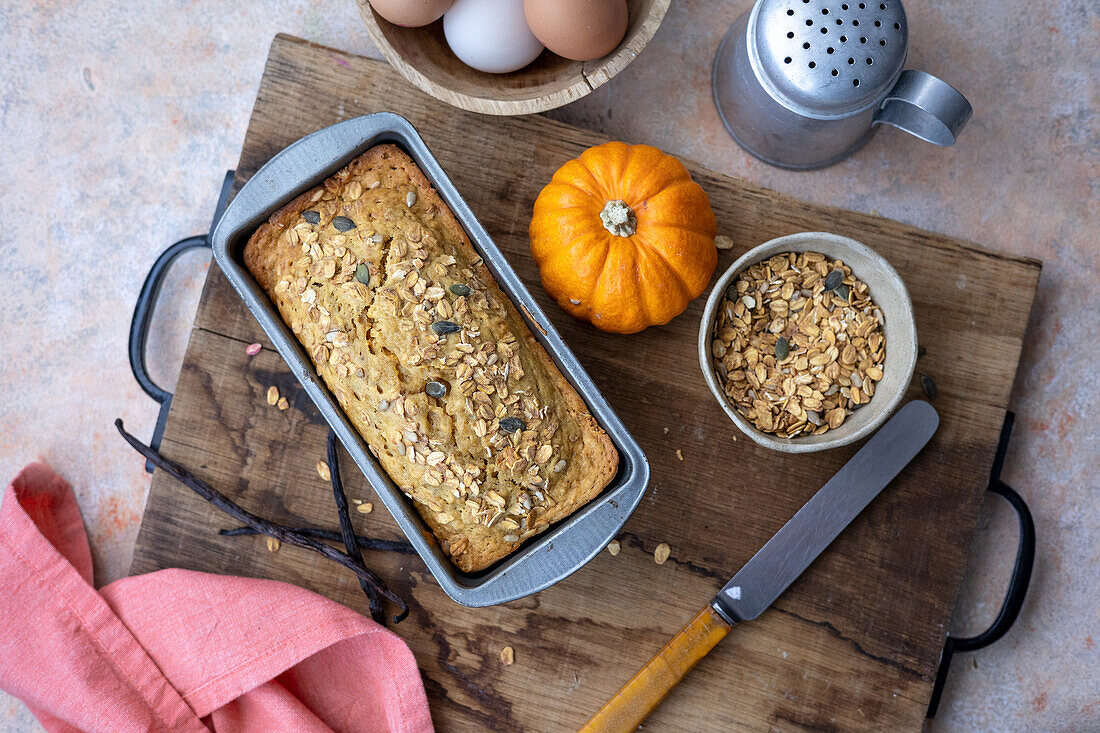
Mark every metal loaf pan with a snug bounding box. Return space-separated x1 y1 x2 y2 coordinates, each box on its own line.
211 113 649 606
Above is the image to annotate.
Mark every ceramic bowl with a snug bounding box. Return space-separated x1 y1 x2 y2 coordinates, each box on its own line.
355 0 671 116
698 232 917 453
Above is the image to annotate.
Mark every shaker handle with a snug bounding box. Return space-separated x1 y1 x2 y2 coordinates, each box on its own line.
873 69 972 146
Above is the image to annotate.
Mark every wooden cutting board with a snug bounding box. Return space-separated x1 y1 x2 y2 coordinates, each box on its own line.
130 35 1040 731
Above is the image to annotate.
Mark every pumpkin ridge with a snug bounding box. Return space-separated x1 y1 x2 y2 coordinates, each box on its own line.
588 249 613 307
636 228 720 270
592 238 650 332
553 158 606 198
632 271 653 325
533 203 602 226
553 179 606 205
637 218 718 240
580 142 632 202
535 181 604 216
619 158 694 204
635 184 718 236
632 236 694 300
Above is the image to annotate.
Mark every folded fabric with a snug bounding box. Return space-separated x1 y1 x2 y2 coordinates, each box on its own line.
0 462 433 733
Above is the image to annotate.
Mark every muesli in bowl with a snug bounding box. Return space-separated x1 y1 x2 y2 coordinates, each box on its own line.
698 232 917 453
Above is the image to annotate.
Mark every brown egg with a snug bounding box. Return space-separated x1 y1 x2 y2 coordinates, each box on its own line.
523 0 629 61
369 0 455 28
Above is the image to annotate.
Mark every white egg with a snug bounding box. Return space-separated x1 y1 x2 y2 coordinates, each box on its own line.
444 0 545 74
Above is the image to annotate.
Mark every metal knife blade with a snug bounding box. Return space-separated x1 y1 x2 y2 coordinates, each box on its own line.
713 400 939 623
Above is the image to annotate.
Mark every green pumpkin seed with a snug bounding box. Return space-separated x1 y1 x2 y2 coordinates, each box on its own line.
917 345 927 358
354 264 370 285
499 417 526 433
425 381 447 398
824 269 844 291
775 336 789 360
835 283 850 302
302 210 321 225
431 320 460 336
449 283 472 297
332 216 356 232
921 373 938 400
725 284 738 300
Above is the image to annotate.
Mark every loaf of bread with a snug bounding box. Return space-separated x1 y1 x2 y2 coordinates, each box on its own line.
244 145 618 572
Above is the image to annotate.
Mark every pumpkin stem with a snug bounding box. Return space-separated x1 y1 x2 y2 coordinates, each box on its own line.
599 200 637 237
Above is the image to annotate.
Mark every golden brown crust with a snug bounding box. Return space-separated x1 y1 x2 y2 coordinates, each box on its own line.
244 144 618 572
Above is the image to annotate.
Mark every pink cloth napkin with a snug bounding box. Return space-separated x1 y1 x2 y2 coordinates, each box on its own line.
0 462 434 733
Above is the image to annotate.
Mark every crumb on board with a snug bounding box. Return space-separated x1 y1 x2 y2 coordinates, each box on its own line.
277 397 289 411
500 646 515 665
316 460 331 481
266 537 280 552
676 449 683 461
654 542 671 564
606 539 621 556
266 386 279 405
357 502 373 514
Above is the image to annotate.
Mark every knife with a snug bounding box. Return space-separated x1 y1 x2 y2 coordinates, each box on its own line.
581 400 939 732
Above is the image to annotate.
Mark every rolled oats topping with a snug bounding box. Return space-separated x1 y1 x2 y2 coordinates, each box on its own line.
711 251 886 438
243 144 618 573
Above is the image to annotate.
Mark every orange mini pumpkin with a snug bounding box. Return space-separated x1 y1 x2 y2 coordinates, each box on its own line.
529 142 718 334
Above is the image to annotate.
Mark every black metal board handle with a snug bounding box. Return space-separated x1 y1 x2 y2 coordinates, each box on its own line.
128 171 234 472
926 412 1036 717
129 235 209 403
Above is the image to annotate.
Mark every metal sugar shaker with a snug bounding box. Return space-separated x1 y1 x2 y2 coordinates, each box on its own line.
712 0 972 169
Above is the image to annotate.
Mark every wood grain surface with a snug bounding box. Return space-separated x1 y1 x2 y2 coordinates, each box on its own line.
129 35 1041 731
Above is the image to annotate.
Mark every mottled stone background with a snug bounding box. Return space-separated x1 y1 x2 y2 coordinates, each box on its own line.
0 0 1096 730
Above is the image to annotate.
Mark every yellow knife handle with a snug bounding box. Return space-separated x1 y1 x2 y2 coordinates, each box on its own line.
580 604 733 733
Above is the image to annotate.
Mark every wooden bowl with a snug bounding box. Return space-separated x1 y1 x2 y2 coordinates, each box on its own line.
355 0 671 116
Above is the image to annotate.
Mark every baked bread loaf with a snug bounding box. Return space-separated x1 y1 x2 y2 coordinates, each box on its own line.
244 144 618 572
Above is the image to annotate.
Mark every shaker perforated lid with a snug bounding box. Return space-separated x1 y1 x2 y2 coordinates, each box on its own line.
749 0 909 117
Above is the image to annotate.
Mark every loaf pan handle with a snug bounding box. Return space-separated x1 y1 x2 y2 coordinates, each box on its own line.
128 171 234 472
925 412 1035 717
